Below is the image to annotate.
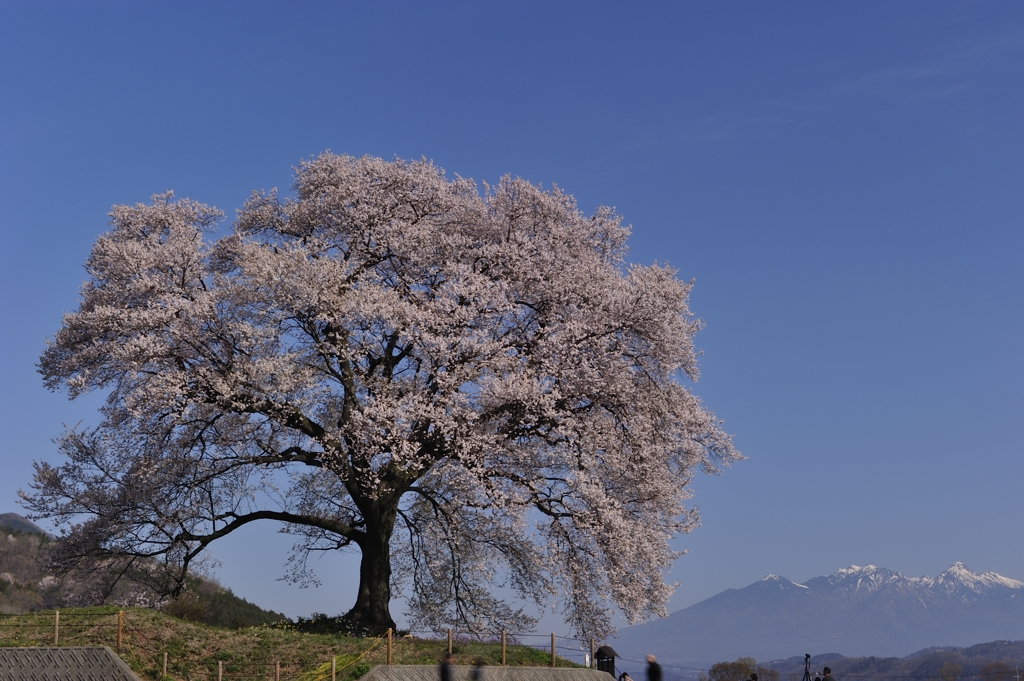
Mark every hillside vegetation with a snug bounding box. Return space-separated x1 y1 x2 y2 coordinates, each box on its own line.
0 523 287 628
0 530 50 613
0 606 579 680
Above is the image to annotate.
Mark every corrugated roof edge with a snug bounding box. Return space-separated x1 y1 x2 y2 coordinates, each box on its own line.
0 646 140 681
364 664 615 681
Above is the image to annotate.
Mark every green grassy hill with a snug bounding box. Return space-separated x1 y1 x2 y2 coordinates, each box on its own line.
0 521 584 679
0 606 580 681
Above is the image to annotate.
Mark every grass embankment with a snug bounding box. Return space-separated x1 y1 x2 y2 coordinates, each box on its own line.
0 606 581 680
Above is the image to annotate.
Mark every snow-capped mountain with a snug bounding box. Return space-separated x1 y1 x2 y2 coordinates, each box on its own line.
801 562 1023 603
611 563 1024 669
923 562 1024 599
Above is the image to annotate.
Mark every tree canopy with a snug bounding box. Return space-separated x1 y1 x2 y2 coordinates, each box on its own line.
707 658 780 681
27 153 739 637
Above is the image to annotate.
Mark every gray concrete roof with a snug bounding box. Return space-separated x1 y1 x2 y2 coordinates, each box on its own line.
365 665 614 681
0 646 140 681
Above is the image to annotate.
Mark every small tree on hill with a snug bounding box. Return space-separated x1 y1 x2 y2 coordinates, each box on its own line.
940 662 962 681
708 658 780 681
979 662 1013 681
26 153 739 636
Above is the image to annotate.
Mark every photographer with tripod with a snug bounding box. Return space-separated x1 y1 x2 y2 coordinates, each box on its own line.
802 654 835 681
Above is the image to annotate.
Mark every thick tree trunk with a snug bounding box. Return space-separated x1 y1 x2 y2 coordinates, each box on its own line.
345 501 398 635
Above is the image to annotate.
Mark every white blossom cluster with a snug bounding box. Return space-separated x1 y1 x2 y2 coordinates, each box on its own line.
28 154 739 637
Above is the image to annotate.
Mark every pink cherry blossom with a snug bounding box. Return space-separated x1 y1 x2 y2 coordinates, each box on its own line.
28 154 739 637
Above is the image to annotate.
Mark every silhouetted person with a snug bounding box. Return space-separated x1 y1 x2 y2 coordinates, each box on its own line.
440 652 454 681
647 655 662 681
472 658 485 681
822 667 834 681
751 674 758 681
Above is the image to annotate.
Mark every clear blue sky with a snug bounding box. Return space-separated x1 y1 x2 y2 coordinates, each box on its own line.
1 2 1021 632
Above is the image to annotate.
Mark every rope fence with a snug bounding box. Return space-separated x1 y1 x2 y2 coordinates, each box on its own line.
0 611 1019 681
0 611 595 680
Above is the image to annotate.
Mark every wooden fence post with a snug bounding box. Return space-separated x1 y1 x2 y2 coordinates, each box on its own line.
387 628 393 665
501 631 506 666
332 656 336 681
447 628 452 656
116 611 123 651
276 659 281 681
163 652 168 677
217 661 222 681
550 633 555 668
590 639 595 668
54 610 59 645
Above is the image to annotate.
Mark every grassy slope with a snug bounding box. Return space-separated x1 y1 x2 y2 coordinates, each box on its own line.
0 606 581 681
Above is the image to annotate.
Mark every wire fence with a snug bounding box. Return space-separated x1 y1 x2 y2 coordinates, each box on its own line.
0 610 598 680
0 611 1019 681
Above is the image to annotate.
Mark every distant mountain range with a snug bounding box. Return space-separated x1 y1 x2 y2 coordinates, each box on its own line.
762 641 1024 681
611 563 1024 669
